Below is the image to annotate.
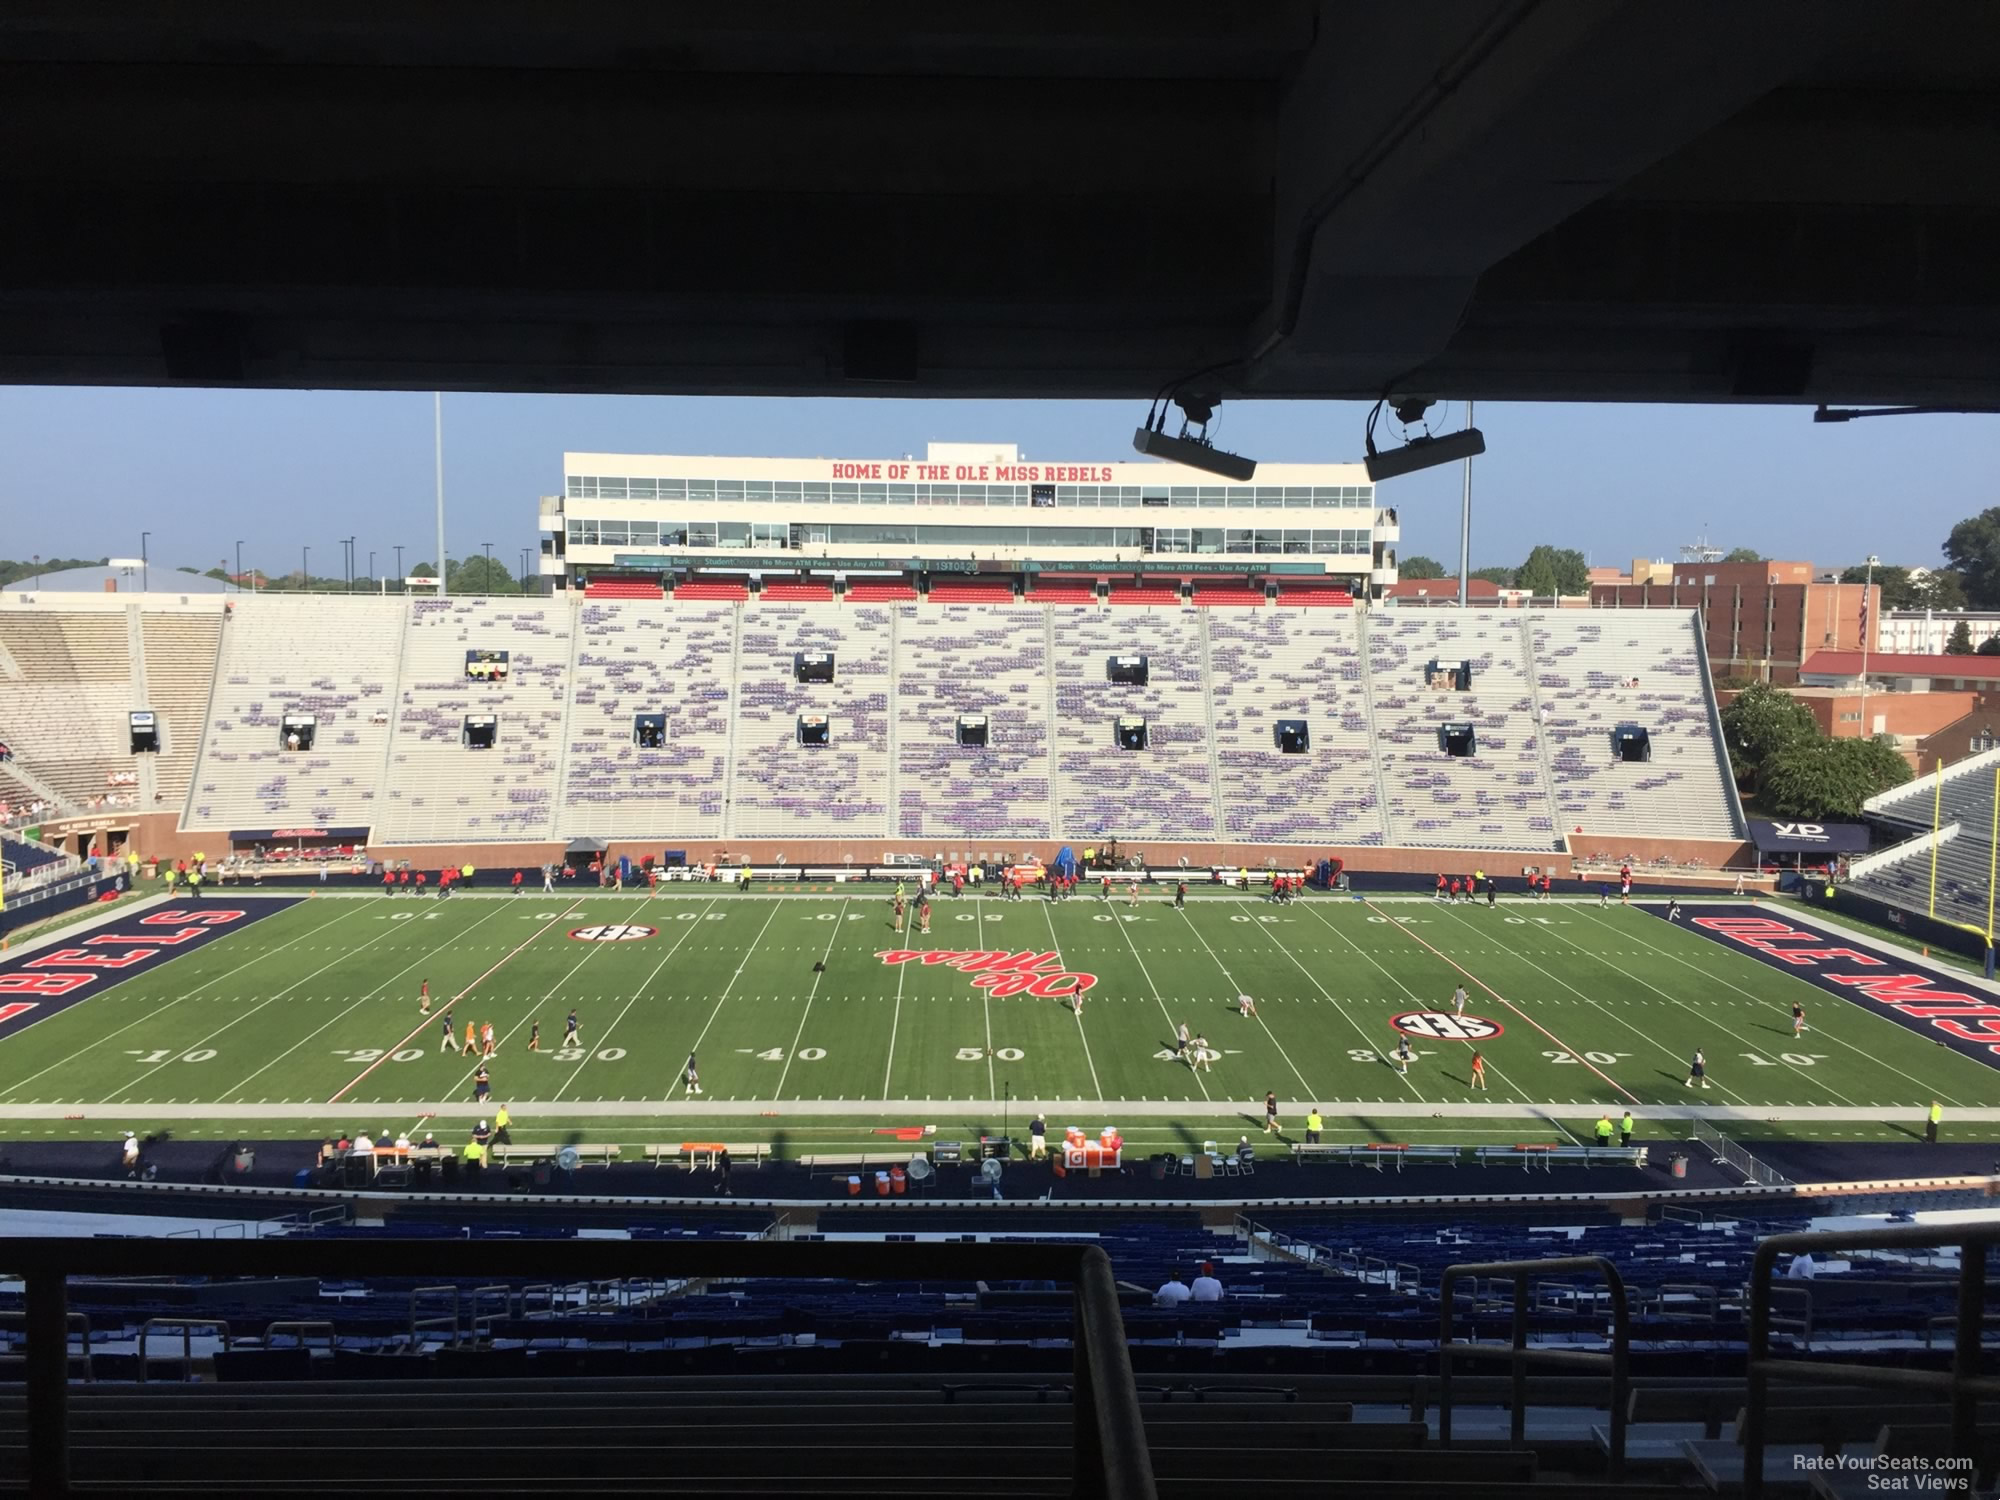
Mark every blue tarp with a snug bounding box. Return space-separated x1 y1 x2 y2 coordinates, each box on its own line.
1051 846 1077 879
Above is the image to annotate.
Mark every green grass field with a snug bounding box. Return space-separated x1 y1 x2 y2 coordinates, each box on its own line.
2 888 1996 1153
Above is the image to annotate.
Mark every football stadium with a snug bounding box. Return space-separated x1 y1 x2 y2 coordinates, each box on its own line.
3 8 1999 1497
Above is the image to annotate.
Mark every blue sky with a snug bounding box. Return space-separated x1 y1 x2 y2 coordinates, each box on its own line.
0 386 1990 578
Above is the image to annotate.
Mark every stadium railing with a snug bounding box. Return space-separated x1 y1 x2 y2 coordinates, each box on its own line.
1743 1220 1999 1500
9 1235 1156 1499
1689 1118 1793 1187
1436 1254 1631 1480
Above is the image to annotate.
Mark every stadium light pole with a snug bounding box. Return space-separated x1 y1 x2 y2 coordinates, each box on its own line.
1455 401 1473 608
482 540 494 595
234 540 244 593
519 546 531 595
367 551 376 594
394 545 404 593
434 393 448 600
346 536 357 593
1859 554 1878 739
301 545 309 594
141 531 149 594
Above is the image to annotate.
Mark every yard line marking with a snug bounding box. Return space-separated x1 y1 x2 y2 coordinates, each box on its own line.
113 898 408 1100
333 896 587 1105
1178 904 1317 1101
881 895 916 1100
676 901 784 1100
1506 908 1856 1106
220 900 514 1100
1104 900 1210 1103
1361 899 1641 1106
1577 909 1927 1105
1040 900 1102 1099
975 896 995 1099
0 899 372 1099
1249 902 1425 1099
552 897 720 1102
775 900 848 1097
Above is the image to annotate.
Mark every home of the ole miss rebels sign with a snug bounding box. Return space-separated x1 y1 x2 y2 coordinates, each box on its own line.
831 461 1114 483
1685 909 2000 1065
877 949 1097 999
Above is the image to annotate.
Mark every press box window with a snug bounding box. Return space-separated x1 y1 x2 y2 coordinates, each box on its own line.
797 714 831 747
634 714 666 749
1107 654 1149 686
282 714 317 752
794 651 835 683
956 714 989 748
1116 716 1148 751
1439 723 1476 758
463 714 497 750
1612 723 1652 763
466 650 510 682
129 710 159 754
1426 658 1471 692
1275 719 1310 754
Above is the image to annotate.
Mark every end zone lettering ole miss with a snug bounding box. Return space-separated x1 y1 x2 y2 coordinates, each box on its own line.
1693 913 2000 1061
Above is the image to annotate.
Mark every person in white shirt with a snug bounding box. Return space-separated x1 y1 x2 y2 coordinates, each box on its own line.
351 1132 374 1156
121 1132 140 1174
1190 1267 1223 1302
1787 1252 1817 1280
393 1132 412 1150
1155 1273 1191 1308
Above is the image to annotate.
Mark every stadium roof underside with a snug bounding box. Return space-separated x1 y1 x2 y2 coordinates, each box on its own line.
3 2 1999 407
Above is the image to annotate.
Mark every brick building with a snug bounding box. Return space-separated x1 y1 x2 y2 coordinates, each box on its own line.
1590 561 1876 685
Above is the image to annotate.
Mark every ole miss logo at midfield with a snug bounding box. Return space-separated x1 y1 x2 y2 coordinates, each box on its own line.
876 949 1097 999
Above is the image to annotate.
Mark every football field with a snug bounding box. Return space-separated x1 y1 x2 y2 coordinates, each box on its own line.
2 887 1997 1154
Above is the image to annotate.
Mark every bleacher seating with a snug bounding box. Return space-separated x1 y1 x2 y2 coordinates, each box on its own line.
1368 610 1557 849
1025 583 1098 604
1273 585 1356 608
844 581 919 602
377 598 571 843
927 581 1017 604
582 578 665 600
139 611 223 809
185 596 405 830
758 581 835 601
1052 606 1218 839
0 610 137 808
1208 608 1385 844
558 601 735 838
1532 611 1742 840
1106 585 1184 607
729 602 892 836
1852 747 2000 927
1190 585 1265 607
672 581 750 602
0 828 66 882
894 604 1051 839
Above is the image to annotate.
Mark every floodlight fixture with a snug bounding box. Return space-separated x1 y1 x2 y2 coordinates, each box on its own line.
1363 397 1485 482
1133 393 1256 482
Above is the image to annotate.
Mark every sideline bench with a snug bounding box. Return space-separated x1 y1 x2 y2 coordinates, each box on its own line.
1474 1144 1648 1170
1292 1143 1460 1171
645 1143 772 1170
488 1143 621 1168
800 1152 925 1174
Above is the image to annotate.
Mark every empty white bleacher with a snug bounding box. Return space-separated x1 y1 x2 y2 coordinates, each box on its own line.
560 600 735 839
1208 608 1386 844
1851 746 1999 927
0 610 138 809
728 603 891 838
141 612 223 811
377 598 569 843
184 596 405 831
1532 610 1741 840
1051 606 1218 840
893 604 1052 841
1367 610 1556 850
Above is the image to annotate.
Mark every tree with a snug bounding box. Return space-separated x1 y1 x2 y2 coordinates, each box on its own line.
203 567 231 583
1945 620 1975 655
1918 570 1968 611
1399 554 1447 580
409 562 438 578
0 556 109 588
446 555 517 595
1976 635 2000 657
1470 565 1514 587
1722 547 1763 563
1944 508 2000 609
1760 736 1911 821
1513 545 1589 598
175 565 200 575
1841 563 1919 611
1719 682 1818 786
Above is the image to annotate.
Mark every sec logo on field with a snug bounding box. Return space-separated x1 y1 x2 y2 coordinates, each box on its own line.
568 924 658 942
1390 1011 1503 1041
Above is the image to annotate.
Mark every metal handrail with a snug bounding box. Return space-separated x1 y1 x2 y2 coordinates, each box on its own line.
1745 1222 1998 1500
1437 1255 1630 1481
135 1317 231 1384
12 1235 1154 1500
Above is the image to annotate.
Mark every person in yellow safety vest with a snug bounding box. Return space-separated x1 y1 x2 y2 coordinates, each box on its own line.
462 1138 485 1171
186 868 202 901
1619 1111 1635 1147
1594 1112 1614 1146
1304 1108 1323 1145
1927 1100 1943 1144
1238 867 1249 891
460 864 473 882
493 1104 512 1147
